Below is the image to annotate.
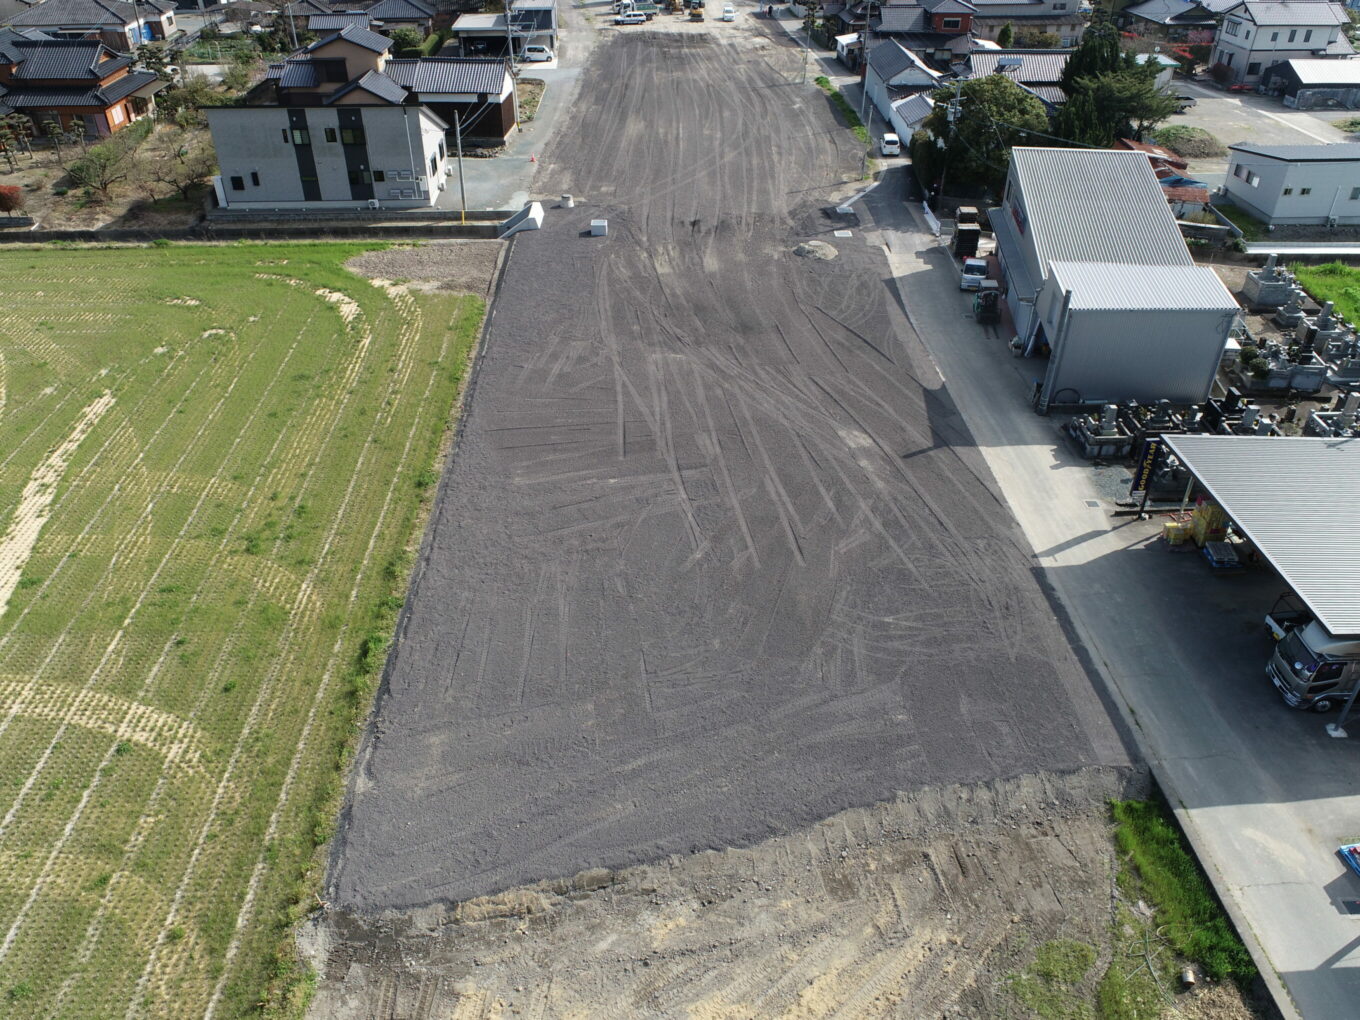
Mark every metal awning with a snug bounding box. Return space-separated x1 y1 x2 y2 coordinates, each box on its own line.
1163 435 1360 637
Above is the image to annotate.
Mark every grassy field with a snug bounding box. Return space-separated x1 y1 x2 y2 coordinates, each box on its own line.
0 243 485 1017
1295 262 1360 324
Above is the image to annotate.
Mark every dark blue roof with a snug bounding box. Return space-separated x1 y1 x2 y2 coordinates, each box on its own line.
10 38 129 80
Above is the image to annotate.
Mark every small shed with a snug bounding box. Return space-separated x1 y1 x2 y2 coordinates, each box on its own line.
1262 58 1360 110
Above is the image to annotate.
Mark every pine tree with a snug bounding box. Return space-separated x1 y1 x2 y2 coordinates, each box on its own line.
997 22 1013 47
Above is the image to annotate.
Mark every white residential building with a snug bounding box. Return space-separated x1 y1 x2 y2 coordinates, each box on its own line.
1224 142 1360 225
863 39 941 123
1210 0 1354 84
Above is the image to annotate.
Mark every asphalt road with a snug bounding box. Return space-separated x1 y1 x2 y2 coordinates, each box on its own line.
328 27 1133 911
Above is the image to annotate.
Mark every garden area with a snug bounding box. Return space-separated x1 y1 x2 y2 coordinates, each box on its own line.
1295 262 1360 323
0 243 485 1017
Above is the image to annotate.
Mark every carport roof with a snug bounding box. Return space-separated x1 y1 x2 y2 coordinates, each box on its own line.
1162 435 1360 637
1276 58 1360 86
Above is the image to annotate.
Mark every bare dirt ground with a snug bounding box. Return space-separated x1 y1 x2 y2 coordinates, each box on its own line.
345 242 506 298
307 22 1174 1018
307 768 1267 1018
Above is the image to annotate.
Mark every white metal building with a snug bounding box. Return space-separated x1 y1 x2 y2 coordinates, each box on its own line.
1224 141 1360 225
990 147 1239 410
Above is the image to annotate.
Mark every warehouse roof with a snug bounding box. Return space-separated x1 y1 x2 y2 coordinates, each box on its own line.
1010 147 1193 268
1162 436 1360 636
1272 58 1360 85
1229 141 1360 162
1047 262 1238 311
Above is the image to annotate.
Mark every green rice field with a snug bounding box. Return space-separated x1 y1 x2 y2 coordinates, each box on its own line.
0 243 485 1017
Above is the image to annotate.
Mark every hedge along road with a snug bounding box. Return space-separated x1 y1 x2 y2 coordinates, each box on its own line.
328 29 1135 912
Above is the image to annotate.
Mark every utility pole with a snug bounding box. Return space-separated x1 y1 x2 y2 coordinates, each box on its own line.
934 78 962 208
454 110 467 225
857 0 875 126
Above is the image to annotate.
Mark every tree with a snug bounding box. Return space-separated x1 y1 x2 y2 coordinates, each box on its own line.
135 44 174 81
0 115 35 171
1059 21 1138 94
1051 88 1107 146
389 26 423 54
156 77 231 125
144 129 218 201
68 131 141 196
996 22 1014 48
222 48 260 93
1078 71 1180 140
1015 28 1060 48
912 76 1050 198
0 185 24 215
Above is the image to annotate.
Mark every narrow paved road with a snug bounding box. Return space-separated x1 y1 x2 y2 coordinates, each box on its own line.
329 27 1133 911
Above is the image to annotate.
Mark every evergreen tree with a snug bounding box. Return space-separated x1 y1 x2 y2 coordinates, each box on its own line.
1059 22 1140 94
997 22 1013 47
1052 88 1108 146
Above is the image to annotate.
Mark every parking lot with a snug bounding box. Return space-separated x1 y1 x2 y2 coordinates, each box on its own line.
1162 80 1353 187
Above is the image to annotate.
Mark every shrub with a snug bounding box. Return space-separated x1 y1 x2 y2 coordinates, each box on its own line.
0 184 23 214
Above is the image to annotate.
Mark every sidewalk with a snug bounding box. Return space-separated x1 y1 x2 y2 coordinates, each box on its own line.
858 170 1360 1020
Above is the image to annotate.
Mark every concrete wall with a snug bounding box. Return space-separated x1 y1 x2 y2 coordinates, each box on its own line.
208 105 447 210
1041 301 1230 406
1225 151 1360 224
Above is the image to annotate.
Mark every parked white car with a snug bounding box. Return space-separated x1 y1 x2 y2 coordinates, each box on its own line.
721 4 736 19
959 257 989 290
614 10 647 22
522 45 554 61
880 132 901 156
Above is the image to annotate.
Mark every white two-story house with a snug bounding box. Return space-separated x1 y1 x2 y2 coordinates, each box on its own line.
1210 0 1354 84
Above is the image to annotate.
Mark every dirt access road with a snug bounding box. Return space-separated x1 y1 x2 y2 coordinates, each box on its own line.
314 22 1141 1015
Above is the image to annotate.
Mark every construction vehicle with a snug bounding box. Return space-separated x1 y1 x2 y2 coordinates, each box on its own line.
974 281 1000 325
689 3 704 18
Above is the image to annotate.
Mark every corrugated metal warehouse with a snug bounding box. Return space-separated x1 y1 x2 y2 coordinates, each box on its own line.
990 148 1240 411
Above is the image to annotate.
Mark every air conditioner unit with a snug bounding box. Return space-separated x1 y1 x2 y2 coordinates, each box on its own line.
367 199 380 209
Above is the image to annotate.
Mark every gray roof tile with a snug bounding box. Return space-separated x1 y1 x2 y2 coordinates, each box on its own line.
966 48 1071 83
326 67 408 103
383 56 506 93
304 22 391 53
7 0 173 28
1231 0 1350 25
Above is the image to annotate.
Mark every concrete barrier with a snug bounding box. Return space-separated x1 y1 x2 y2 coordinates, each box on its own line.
499 201 544 238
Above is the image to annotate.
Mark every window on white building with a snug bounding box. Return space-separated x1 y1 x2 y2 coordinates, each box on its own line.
1300 187 1311 195
1224 19 1239 35
1248 62 1260 74
1351 187 1360 200
1288 29 1296 42
1303 29 1311 42
1283 187 1293 195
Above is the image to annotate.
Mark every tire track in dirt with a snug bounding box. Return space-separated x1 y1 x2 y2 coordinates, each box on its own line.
327 29 1131 915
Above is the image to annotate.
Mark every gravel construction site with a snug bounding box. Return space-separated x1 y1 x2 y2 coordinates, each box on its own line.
310 23 1172 1017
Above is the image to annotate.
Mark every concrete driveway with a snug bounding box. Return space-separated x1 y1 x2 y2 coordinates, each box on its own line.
874 175 1360 1019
